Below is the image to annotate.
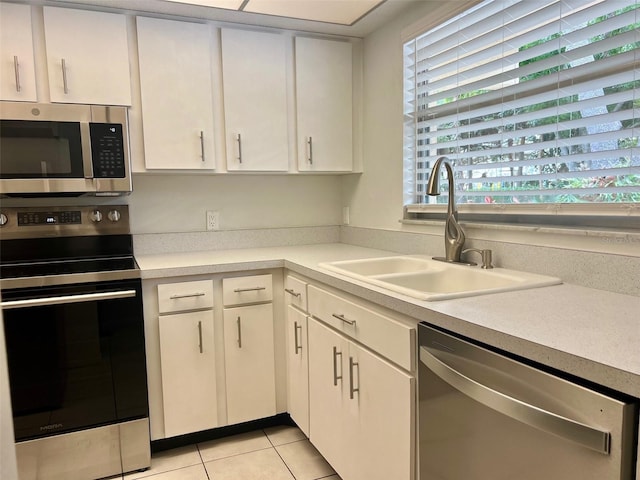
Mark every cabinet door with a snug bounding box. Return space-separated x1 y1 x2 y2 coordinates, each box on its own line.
159 310 218 438
0 3 37 101
286 306 309 436
136 16 216 170
308 319 351 478
43 7 131 105
221 29 288 171
223 303 276 424
348 342 415 480
295 37 352 172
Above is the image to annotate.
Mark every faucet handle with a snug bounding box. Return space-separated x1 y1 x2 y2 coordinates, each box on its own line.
462 248 494 269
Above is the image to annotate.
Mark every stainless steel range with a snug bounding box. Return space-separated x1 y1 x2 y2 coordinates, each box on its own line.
0 205 150 480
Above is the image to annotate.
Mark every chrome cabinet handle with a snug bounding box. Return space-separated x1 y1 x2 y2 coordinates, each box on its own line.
294 321 302 355
332 346 342 386
233 286 266 293
236 133 243 163
200 131 205 162
198 320 203 354
419 346 611 454
61 58 69 94
349 356 359 399
13 56 21 92
236 316 242 348
306 136 313 164
285 288 301 298
1 290 136 309
332 313 356 326
169 292 205 300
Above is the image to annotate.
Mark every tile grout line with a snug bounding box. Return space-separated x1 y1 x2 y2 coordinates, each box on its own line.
195 443 211 480
264 428 298 480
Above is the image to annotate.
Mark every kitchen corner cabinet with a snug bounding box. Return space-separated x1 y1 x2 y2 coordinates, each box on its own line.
221 29 288 172
157 280 218 438
0 3 37 102
295 37 353 172
284 276 310 436
222 275 276 424
307 284 415 480
136 16 216 170
43 7 131 105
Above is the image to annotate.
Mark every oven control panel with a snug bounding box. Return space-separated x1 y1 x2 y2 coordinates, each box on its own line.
0 205 130 239
18 211 82 226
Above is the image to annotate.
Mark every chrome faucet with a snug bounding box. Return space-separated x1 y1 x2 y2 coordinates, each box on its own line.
426 156 469 264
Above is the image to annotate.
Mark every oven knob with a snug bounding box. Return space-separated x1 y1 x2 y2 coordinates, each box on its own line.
107 210 121 222
90 210 103 223
0 213 7 227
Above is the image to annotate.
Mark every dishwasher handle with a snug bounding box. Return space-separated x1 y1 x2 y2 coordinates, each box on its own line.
419 345 611 455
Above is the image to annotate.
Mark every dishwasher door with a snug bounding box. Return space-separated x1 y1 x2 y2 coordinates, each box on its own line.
418 323 638 480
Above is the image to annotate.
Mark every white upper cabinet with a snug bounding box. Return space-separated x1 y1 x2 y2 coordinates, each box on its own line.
295 37 353 172
136 16 216 170
221 29 288 171
0 3 37 102
43 7 131 105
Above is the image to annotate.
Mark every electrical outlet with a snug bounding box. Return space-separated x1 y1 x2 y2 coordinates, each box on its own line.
342 206 350 225
206 211 220 231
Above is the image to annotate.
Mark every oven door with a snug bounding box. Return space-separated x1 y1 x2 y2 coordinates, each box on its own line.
1 279 148 442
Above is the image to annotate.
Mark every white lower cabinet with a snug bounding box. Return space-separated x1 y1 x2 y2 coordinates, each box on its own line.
286 305 309 436
306 282 416 480
308 318 414 480
159 310 218 437
223 299 276 425
157 280 217 438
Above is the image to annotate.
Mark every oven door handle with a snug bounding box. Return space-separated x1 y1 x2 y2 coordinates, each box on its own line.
1 290 137 310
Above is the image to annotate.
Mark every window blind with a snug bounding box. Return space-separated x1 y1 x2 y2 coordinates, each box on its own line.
404 0 640 206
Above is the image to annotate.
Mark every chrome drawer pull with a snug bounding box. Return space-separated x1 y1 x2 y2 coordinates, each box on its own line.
294 321 302 354
236 133 243 163
61 58 69 94
306 136 313 164
198 321 203 354
200 131 205 162
285 288 301 298
233 286 266 293
169 292 206 300
237 316 242 348
332 313 356 326
13 56 21 92
332 346 342 386
349 356 359 399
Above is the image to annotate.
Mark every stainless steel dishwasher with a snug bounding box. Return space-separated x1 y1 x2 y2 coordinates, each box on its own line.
418 323 638 479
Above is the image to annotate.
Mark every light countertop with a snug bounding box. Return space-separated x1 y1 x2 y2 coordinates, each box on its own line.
136 243 640 398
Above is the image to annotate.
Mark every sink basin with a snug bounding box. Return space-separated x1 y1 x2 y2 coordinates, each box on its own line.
319 256 561 301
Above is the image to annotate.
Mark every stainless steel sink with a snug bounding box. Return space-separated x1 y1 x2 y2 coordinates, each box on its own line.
319 256 561 300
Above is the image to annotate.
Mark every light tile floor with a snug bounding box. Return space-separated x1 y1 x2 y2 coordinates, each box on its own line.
121 426 341 480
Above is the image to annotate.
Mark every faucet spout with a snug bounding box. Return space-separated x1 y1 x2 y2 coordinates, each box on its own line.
427 156 467 263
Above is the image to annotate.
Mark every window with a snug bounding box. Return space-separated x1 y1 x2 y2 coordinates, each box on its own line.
403 0 640 226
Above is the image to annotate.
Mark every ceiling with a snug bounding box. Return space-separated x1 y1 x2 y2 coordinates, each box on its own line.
165 0 385 26
43 0 419 37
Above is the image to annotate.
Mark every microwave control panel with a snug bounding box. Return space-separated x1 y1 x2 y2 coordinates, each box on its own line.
90 123 126 178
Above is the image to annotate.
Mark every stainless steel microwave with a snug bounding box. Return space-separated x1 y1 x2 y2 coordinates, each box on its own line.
0 102 132 197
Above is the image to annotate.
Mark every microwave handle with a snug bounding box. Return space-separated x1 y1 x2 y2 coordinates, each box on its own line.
80 122 94 179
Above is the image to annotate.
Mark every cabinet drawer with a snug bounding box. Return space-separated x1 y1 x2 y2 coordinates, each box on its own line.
285 275 308 312
158 280 214 314
308 285 415 371
223 274 273 306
